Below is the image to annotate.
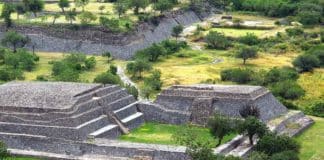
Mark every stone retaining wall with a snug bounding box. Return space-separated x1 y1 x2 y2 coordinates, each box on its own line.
0 10 215 59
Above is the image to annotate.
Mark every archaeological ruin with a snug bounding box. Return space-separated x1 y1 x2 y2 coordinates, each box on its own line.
0 82 313 159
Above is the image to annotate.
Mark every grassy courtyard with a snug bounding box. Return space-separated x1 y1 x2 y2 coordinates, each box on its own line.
296 117 324 160
119 122 236 146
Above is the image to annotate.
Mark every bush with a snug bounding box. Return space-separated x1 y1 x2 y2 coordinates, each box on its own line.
239 33 259 45
309 50 324 66
109 65 118 75
248 151 269 160
144 70 163 91
271 80 305 100
124 84 139 100
285 28 304 37
292 54 320 72
220 68 253 84
160 40 188 55
94 72 122 85
3 49 38 71
278 98 299 110
264 67 299 85
85 57 96 70
126 59 152 78
135 43 166 62
238 116 269 145
269 150 299 160
205 31 231 50
309 102 324 117
0 67 24 81
54 68 79 82
256 133 300 155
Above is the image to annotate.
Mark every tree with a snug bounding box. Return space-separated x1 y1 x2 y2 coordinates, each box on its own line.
65 8 77 24
236 46 258 65
126 59 152 78
52 13 61 25
58 0 70 13
94 72 122 85
238 116 268 145
23 0 44 17
144 69 163 91
205 31 231 49
172 25 184 40
15 3 27 20
208 114 237 146
0 3 15 28
154 0 174 14
239 33 259 45
292 54 320 72
129 0 149 14
1 31 29 53
99 5 105 14
114 0 128 18
78 11 97 26
271 80 305 100
135 43 166 62
75 0 90 12
256 133 300 156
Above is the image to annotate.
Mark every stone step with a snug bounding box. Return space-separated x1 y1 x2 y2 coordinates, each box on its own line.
113 102 138 120
74 85 119 105
0 115 111 140
121 112 144 130
0 89 127 121
106 95 137 111
88 124 121 139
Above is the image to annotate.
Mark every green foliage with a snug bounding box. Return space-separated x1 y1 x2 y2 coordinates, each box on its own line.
172 25 184 39
236 46 258 64
23 0 45 17
0 141 9 160
307 47 324 66
220 68 253 84
271 80 305 100
126 59 152 78
292 54 320 72
74 0 89 11
285 28 304 37
65 8 77 24
58 0 70 13
1 31 29 53
238 116 268 145
248 151 269 160
114 0 128 17
129 0 149 14
144 69 163 91
208 114 238 147
135 43 166 62
124 84 139 99
94 72 122 85
270 150 299 160
4 49 39 71
239 33 259 45
99 17 120 32
84 56 96 70
154 0 176 13
264 67 299 85
256 133 300 156
307 101 324 117
160 40 188 55
0 3 15 28
0 66 24 81
205 31 231 50
109 64 118 75
78 11 97 26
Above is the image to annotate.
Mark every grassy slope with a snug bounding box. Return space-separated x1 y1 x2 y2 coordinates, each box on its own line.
119 122 236 146
23 52 109 82
296 117 324 160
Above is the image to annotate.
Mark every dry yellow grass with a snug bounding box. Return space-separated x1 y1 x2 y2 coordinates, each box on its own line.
24 52 109 82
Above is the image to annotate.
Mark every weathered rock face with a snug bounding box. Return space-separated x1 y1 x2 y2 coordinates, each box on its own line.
146 84 288 125
0 9 215 59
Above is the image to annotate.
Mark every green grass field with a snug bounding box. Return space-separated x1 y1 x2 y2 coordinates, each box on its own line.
23 52 110 83
119 122 236 146
296 117 324 160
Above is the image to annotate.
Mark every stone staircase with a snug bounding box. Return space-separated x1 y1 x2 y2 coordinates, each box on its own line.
0 85 145 141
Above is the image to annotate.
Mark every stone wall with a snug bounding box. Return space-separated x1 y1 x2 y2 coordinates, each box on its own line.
0 10 213 59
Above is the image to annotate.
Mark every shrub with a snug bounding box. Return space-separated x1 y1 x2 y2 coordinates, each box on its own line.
271 80 305 100
99 17 120 32
309 50 324 66
94 72 122 85
270 150 299 160
239 105 260 119
160 40 188 55
309 102 324 117
292 54 320 72
126 59 152 79
264 67 299 84
278 98 299 110
285 28 304 37
236 46 258 64
239 33 259 45
78 11 97 26
135 43 166 62
238 116 269 145
54 68 80 82
256 133 300 155
144 70 163 91
124 84 139 100
4 49 38 71
85 57 96 70
208 114 237 147
109 65 118 75
0 67 24 81
220 68 253 84
248 151 269 160
205 31 231 49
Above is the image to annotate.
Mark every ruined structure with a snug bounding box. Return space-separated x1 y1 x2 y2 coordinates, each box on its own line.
0 82 313 159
